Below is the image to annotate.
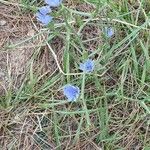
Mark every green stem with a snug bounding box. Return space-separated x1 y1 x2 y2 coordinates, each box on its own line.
81 73 91 127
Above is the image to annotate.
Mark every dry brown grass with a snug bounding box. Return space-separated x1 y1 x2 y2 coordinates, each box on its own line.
0 3 34 94
0 3 64 95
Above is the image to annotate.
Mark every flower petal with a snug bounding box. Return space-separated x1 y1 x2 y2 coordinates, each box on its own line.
105 27 114 37
45 0 62 7
36 12 53 25
38 6 51 15
79 59 94 73
63 84 80 102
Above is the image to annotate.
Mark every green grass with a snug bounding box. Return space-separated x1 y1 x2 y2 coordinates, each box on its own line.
0 0 150 149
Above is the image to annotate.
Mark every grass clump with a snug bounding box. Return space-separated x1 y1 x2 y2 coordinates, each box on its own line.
0 0 150 149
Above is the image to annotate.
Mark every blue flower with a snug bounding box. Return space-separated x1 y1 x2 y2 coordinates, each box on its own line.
36 6 52 25
63 84 80 102
38 6 51 15
79 59 95 73
45 0 62 7
36 12 53 25
104 27 114 37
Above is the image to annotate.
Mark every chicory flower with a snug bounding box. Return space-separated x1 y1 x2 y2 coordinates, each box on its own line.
36 6 52 25
38 6 51 15
79 59 95 73
45 0 62 7
36 12 53 25
63 84 80 102
105 27 114 37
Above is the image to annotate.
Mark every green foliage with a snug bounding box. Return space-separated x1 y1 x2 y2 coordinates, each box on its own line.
0 0 150 149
